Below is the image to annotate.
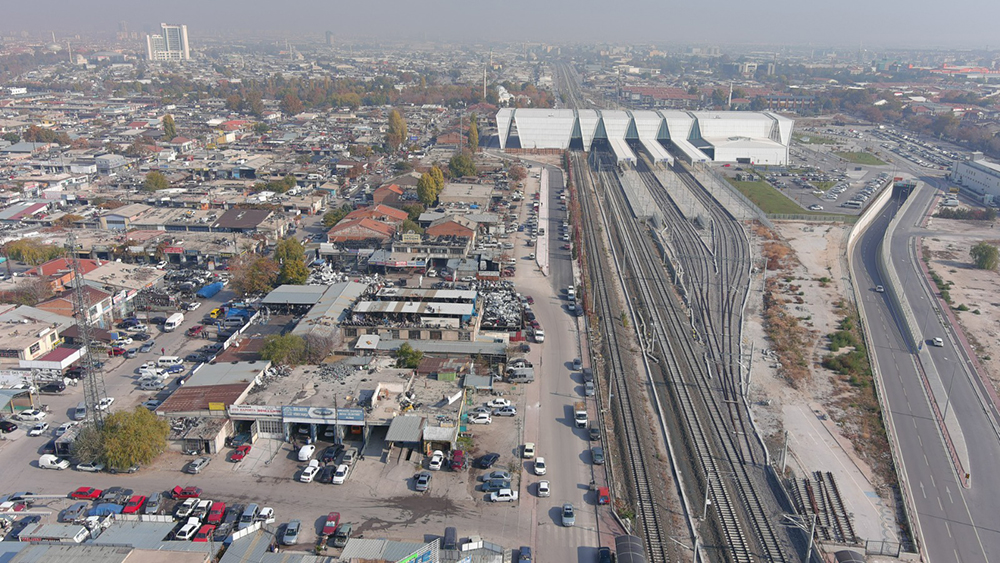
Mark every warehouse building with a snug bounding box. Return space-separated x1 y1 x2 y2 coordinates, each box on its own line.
951 152 1000 204
496 108 793 165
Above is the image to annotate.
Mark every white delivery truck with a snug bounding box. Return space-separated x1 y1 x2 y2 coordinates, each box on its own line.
163 312 184 332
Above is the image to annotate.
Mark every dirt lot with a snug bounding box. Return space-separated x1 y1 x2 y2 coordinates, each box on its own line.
745 221 899 544
920 216 1000 389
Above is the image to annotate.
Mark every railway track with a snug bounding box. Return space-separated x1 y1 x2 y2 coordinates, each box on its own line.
574 152 669 563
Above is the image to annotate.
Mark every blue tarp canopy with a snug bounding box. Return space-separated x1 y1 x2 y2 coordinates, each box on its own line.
89 503 123 516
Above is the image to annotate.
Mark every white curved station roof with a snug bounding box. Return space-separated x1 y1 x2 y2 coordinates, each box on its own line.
497 108 793 165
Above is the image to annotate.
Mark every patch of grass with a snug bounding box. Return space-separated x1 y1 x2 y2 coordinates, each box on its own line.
834 151 887 166
814 181 836 191
956 304 970 311
793 133 839 145
726 178 826 215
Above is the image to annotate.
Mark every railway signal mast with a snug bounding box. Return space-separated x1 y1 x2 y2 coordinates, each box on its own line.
66 233 109 427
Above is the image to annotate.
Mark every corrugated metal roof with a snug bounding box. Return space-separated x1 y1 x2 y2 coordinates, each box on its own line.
11 544 133 562
385 415 426 442
262 284 331 306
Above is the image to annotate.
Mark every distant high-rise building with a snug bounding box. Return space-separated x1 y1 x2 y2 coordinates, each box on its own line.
325 31 334 46
146 23 190 61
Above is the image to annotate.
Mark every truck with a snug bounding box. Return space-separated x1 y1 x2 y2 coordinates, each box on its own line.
163 312 184 332
574 401 588 428
196 282 224 299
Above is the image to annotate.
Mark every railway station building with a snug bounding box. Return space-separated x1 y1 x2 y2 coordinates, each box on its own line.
496 108 793 166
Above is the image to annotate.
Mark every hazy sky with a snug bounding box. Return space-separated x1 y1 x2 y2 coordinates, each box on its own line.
4 0 999 49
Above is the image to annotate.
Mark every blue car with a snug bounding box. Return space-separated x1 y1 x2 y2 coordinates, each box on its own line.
164 364 185 374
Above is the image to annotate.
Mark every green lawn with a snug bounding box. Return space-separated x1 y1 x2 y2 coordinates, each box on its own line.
814 181 836 191
793 133 838 145
834 151 887 166
726 179 816 214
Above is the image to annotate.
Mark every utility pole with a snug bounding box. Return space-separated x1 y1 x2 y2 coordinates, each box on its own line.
67 233 109 427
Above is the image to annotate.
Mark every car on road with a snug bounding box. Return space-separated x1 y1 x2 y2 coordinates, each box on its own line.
229 445 251 462
282 519 301 545
16 409 46 421
589 425 601 441
572 358 582 370
468 413 492 425
561 503 576 526
300 460 320 482
298 444 316 461
322 512 341 536
533 457 547 475
522 443 535 458
592 446 605 465
537 480 550 497
75 461 105 472
55 421 79 436
332 464 349 485
39 382 66 394
493 406 517 417
932 337 944 347
428 450 445 470
486 398 511 409
96 397 115 411
477 453 500 469
185 456 211 474
415 471 432 492
171 486 202 499
489 489 518 502
0 420 18 433
27 422 49 436
139 341 155 353
69 487 102 500
585 381 595 396
875 285 885 293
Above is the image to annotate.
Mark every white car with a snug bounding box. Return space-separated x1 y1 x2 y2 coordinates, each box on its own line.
113 337 132 346
257 507 275 524
96 397 115 411
332 464 349 485
17 409 46 421
300 460 320 483
27 422 49 436
55 421 79 436
486 398 511 409
175 499 198 518
175 517 201 540
523 442 535 459
533 457 547 475
489 489 518 502
184 302 202 311
468 413 492 425
297 444 316 461
428 450 445 471
537 480 550 497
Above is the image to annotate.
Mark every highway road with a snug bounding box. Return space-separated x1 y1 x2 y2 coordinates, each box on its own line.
854 176 1000 562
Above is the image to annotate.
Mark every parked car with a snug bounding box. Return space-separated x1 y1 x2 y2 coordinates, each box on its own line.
589 426 601 441
229 445 252 462
482 470 512 482
193 524 216 542
144 492 163 515
322 512 341 536
482 478 512 493
592 446 605 465
477 453 500 468
489 489 518 502
537 480 550 497
175 499 198 518
16 409 46 421
0 420 18 433
331 522 353 547
185 456 211 474
332 464 349 485
139 341 155 353
317 465 337 484
300 460 320 483
298 444 316 461
486 398 511 409
27 422 49 436
122 495 147 514
322 445 344 464
39 382 66 394
175 517 201 540
533 457 547 475
415 471 432 492
522 442 535 458
428 450 445 471
61 502 89 522
75 461 105 473
69 487 102 500
171 486 202 499
468 413 492 425
493 406 517 417
96 397 115 411
282 519 302 545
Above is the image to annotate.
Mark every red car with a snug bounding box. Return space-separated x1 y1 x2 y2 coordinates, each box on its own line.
322 511 341 536
228 445 251 462
525 296 534 304
70 487 102 500
193 524 216 542
108 347 126 356
186 325 204 337
207 501 226 524
122 495 147 514
171 486 202 499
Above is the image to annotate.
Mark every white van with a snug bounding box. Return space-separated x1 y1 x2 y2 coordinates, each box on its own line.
222 317 246 328
163 312 184 332
157 356 182 367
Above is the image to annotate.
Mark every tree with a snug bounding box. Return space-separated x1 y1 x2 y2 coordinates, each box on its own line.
468 113 479 152
386 108 407 151
0 278 54 306
101 407 171 470
508 165 527 182
2 132 19 144
228 254 279 296
2 239 64 265
50 213 83 229
971 241 999 270
417 172 438 205
72 407 170 468
278 258 310 285
394 160 413 172
143 171 169 191
449 152 476 177
395 342 423 369
400 219 423 235
429 166 445 191
261 333 306 366
402 203 424 221
125 136 151 157
162 114 177 141
281 93 304 115
322 204 353 229
274 237 306 265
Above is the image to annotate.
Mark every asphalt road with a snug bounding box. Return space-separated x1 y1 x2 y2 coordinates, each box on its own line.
854 179 1000 562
